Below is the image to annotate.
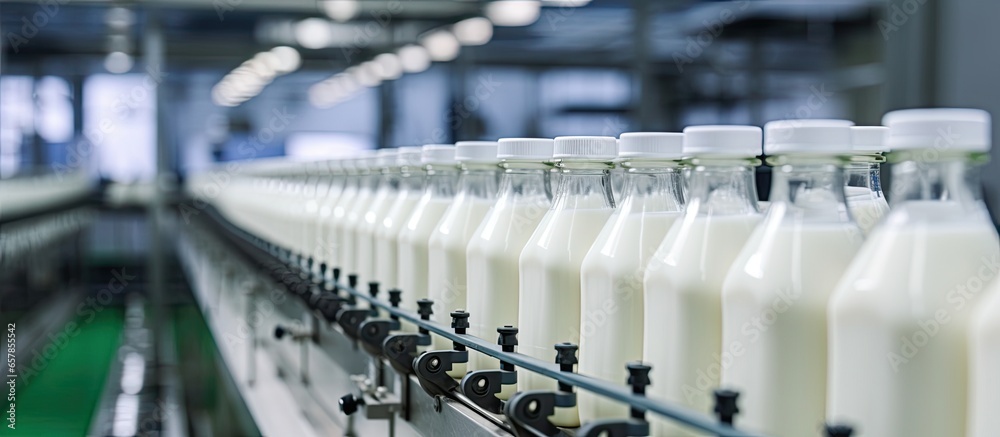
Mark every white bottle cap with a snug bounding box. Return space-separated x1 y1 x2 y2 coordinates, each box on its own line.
396 146 423 167
683 125 763 156
763 119 854 155
851 126 889 153
455 141 500 163
618 132 684 159
497 138 554 160
553 136 618 160
882 108 991 151
376 148 398 168
421 144 457 165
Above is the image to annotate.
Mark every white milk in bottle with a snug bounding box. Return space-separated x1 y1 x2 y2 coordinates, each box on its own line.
844 126 890 235
828 109 1000 437
518 136 618 427
324 157 361 279
355 149 401 286
302 161 335 279
642 125 763 436
340 154 380 279
466 138 554 388
721 120 863 437
310 160 343 282
375 147 427 290
397 145 458 327
428 142 500 364
578 132 686 422
970 229 1000 436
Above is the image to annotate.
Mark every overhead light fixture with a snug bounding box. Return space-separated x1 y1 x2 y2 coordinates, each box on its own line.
322 0 360 22
270 46 301 73
453 17 493 46
420 29 461 62
454 17 493 46
397 44 431 74
486 0 542 27
350 65 382 88
254 51 282 73
374 53 403 80
104 51 133 74
104 7 135 30
334 73 360 94
247 56 277 79
294 18 333 49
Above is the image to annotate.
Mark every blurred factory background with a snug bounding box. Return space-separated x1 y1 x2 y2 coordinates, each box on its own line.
1 0 999 435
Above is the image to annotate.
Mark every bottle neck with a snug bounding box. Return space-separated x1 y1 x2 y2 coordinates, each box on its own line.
459 164 500 200
423 165 459 198
888 151 986 211
498 161 551 202
619 160 685 214
552 161 615 210
767 156 849 223
379 167 400 192
357 169 378 191
685 157 760 216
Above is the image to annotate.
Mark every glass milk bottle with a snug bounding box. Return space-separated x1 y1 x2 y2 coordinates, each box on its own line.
828 109 1000 437
720 120 864 437
375 147 427 290
466 138 554 384
518 136 618 427
970 157 1000 437
340 154 380 279
310 160 344 281
301 161 332 275
324 157 361 278
642 125 763 436
845 126 891 235
427 141 500 362
397 145 458 324
577 133 686 422
355 149 400 286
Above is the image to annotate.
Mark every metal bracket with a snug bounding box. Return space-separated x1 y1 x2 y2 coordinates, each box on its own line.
460 369 517 414
381 298 435 376
504 390 575 437
381 333 430 376
339 375 401 437
358 319 401 357
413 350 468 398
337 308 370 341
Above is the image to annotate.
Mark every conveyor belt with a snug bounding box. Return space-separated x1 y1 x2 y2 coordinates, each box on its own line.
191 202 762 437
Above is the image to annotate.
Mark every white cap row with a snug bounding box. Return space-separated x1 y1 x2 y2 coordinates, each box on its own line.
335 108 991 169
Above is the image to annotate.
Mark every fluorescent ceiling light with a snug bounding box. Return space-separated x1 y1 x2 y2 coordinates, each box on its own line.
322 0 360 22
420 29 461 62
270 46 301 73
350 65 382 88
374 53 403 80
397 44 431 73
254 51 282 73
295 18 333 49
486 0 542 27
104 51 133 74
454 17 493 46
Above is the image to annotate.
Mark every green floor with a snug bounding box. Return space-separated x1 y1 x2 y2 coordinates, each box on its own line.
1 309 123 436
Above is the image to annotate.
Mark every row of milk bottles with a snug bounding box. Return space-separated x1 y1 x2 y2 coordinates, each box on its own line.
202 108 1000 437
